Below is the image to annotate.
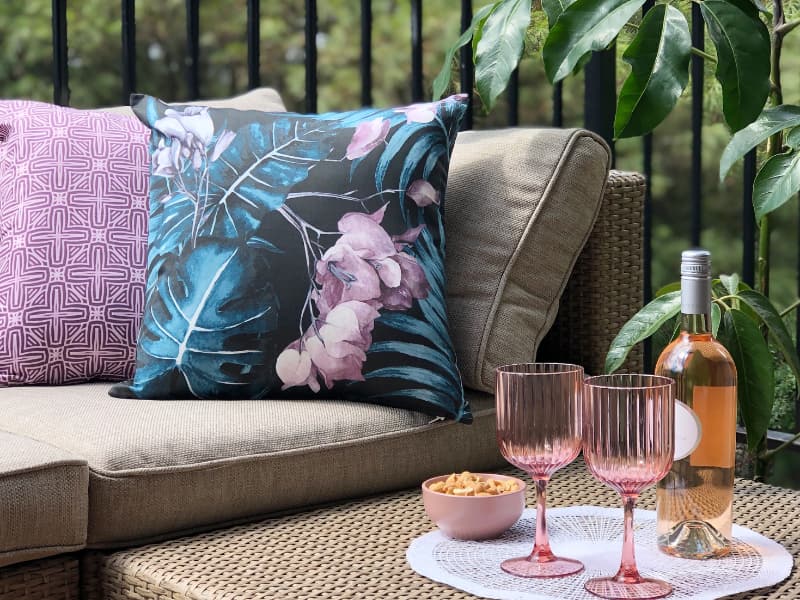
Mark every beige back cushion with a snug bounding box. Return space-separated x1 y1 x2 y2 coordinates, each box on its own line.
98 86 286 116
445 128 611 393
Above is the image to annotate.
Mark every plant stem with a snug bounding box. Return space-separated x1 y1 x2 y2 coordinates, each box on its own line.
690 47 716 62
759 0 786 297
779 298 800 317
776 19 800 36
761 429 800 459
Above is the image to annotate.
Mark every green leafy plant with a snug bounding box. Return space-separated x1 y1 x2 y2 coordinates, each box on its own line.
435 0 800 472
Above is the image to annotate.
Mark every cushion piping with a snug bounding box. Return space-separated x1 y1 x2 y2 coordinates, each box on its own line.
473 129 612 389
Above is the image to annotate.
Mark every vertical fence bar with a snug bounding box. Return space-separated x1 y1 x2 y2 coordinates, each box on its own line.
185 0 200 99
643 132 654 367
360 0 372 106
642 0 655 368
797 196 800 432
583 47 616 159
742 150 757 286
460 0 474 130
507 68 520 126
411 0 423 102
51 0 69 106
552 83 563 127
247 0 260 89
305 0 318 113
121 0 136 104
690 2 704 246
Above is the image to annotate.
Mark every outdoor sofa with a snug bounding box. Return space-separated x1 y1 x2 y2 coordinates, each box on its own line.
0 88 646 598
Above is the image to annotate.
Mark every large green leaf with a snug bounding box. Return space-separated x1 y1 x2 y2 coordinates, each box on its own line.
655 281 681 297
614 4 690 139
752 149 800 220
719 273 740 296
542 0 646 83
738 289 800 385
542 0 576 27
700 1 770 132
431 3 498 100
474 0 532 111
719 106 800 181
711 302 722 338
787 126 800 149
605 291 682 373
723 0 761 18
718 309 773 450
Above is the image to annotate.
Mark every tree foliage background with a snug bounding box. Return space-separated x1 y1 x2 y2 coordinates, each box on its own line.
1 0 799 421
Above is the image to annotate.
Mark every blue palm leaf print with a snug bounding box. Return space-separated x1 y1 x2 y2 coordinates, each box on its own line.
131 239 279 399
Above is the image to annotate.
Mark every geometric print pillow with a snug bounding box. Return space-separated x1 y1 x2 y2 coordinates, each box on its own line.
111 95 471 422
0 100 150 385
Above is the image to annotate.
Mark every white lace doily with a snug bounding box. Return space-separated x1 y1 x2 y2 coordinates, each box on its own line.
407 506 793 599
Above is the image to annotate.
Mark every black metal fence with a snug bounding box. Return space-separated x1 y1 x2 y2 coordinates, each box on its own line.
46 0 798 435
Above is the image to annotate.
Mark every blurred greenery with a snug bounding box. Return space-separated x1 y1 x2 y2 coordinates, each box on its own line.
1 0 798 430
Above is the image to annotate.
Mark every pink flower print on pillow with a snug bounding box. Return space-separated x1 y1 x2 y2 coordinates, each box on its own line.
345 117 390 160
277 204 430 391
407 179 441 206
276 301 380 391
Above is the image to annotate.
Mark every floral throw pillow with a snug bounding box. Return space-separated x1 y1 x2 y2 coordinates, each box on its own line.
111 94 471 422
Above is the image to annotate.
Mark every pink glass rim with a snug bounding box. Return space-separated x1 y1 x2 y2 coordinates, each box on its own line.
584 373 674 391
495 362 584 376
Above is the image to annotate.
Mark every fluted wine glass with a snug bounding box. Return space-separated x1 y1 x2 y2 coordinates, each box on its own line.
495 363 584 578
583 374 675 599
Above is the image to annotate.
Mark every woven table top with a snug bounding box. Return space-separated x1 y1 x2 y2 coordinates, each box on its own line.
96 460 799 600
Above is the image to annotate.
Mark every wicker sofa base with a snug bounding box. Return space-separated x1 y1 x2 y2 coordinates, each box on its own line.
75 461 799 600
0 555 78 599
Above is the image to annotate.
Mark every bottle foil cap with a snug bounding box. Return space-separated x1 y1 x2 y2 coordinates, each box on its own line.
681 249 711 279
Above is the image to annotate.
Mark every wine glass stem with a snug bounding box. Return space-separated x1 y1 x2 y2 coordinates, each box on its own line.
530 477 554 561
614 493 642 583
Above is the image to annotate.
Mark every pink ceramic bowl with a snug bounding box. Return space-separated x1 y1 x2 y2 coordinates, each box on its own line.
421 473 526 540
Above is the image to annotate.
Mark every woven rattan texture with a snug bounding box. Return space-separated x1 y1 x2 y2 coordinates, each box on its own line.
80 460 798 600
0 555 78 599
540 169 645 375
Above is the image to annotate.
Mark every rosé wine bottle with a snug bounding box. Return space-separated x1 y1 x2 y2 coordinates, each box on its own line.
655 249 737 559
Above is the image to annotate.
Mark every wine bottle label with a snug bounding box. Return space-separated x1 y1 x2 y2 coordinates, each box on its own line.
674 400 702 461
690 385 737 468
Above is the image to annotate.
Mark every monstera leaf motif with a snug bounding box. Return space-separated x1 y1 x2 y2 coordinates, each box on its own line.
131 239 280 399
145 191 195 292
202 119 338 239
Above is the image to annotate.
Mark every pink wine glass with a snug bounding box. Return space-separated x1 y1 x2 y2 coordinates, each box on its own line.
495 363 584 578
583 374 675 599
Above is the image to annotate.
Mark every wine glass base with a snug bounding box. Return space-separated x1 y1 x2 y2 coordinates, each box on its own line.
584 576 673 599
501 555 584 578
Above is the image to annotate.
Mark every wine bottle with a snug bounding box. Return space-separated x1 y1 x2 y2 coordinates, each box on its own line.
655 249 737 559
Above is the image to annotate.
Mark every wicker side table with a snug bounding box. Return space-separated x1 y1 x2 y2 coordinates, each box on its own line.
81 461 799 600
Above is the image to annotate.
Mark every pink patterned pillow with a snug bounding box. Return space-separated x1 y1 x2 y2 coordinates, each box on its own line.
0 101 149 384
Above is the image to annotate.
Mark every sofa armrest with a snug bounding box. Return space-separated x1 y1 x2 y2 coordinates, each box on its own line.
539 169 645 374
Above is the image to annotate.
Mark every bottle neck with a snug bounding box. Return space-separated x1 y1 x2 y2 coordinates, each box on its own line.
681 275 712 335
681 312 711 335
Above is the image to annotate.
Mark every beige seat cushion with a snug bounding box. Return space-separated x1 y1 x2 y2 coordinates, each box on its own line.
97 86 286 116
0 432 88 567
0 384 501 548
445 128 610 393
